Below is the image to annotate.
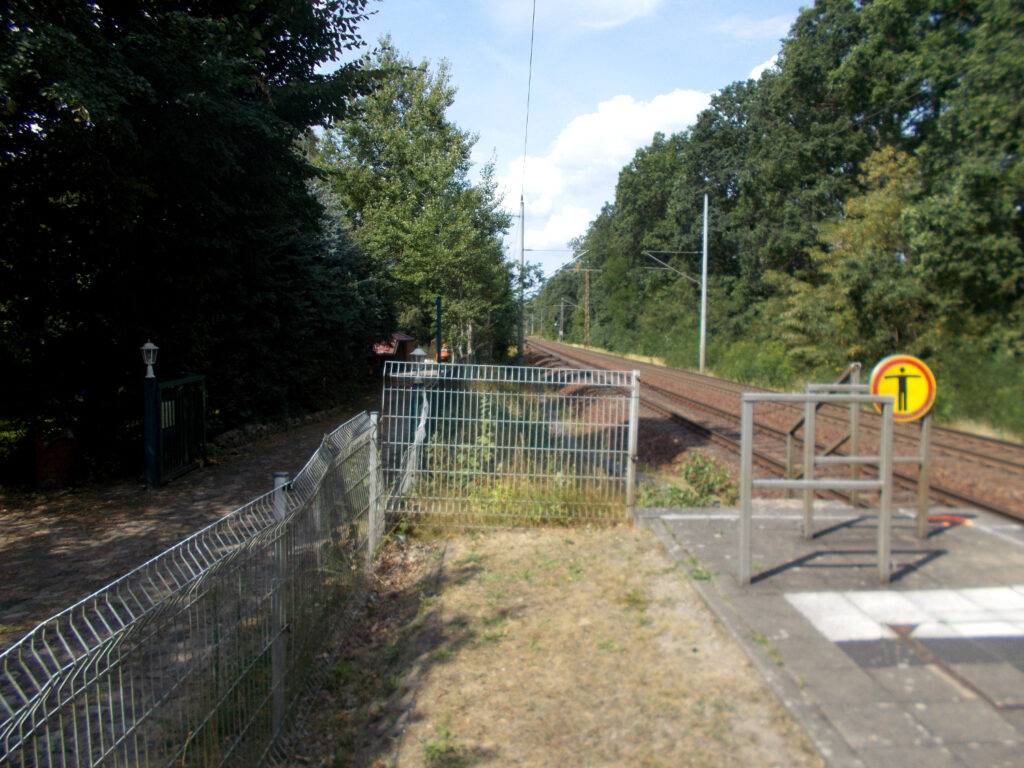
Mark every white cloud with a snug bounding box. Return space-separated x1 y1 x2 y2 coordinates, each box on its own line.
713 14 794 40
527 206 594 258
500 88 711 269
486 0 664 33
749 55 779 80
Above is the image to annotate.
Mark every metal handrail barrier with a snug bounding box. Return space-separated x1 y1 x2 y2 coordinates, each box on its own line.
794 381 934 536
1 411 384 767
804 379 868 506
740 392 896 585
784 363 862 495
785 362 863 437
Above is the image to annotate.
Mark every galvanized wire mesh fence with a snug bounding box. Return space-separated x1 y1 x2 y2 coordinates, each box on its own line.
380 362 640 527
2 362 639 765
0 412 383 768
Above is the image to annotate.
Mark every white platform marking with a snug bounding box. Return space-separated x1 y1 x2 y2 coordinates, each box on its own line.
786 586 1024 641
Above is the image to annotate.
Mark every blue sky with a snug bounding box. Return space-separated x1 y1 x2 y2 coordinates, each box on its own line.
349 0 810 276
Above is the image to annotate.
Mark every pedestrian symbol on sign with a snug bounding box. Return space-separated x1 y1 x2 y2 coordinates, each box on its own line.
869 355 936 423
884 366 921 411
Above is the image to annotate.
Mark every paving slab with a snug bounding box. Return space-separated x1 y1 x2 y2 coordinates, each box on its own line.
856 744 962 768
947 740 1023 768
639 499 1024 768
864 665 969 703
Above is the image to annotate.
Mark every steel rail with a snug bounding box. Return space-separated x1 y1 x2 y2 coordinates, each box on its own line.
527 338 1024 523
532 339 1024 473
533 351 859 505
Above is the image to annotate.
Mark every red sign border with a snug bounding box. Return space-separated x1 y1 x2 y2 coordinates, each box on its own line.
869 354 936 423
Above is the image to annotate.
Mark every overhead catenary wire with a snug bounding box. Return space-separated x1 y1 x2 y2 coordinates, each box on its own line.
518 0 537 359
520 0 536 201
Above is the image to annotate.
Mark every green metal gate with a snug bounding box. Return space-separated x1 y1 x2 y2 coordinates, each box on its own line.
157 375 206 483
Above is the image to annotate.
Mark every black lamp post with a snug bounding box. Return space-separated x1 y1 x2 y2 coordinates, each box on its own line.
141 341 159 487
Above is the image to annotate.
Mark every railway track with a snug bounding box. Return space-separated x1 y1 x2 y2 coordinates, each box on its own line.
527 337 1024 523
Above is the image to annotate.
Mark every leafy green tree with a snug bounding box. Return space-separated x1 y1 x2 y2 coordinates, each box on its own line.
910 0 1024 347
772 147 931 369
317 40 514 360
1 0 379 469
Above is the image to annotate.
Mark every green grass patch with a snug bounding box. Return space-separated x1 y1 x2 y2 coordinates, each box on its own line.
641 451 738 507
620 587 649 612
751 631 785 667
423 722 469 767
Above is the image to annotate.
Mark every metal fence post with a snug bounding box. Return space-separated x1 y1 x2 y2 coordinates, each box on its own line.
785 432 794 499
850 363 861 507
916 412 933 539
143 375 160 487
739 398 754 585
272 471 289 736
877 401 894 583
626 370 640 519
802 400 816 538
368 412 381 564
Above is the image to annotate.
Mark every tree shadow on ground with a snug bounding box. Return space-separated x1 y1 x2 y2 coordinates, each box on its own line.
281 538 502 767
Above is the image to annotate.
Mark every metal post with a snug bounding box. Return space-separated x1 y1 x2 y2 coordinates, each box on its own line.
518 196 525 360
878 402 894 583
626 370 640 520
850 363 862 506
916 412 933 539
143 375 160 487
368 413 381 563
802 400 816 538
699 192 708 373
271 471 289 735
739 398 754 584
785 433 794 500
436 296 442 362
584 270 591 346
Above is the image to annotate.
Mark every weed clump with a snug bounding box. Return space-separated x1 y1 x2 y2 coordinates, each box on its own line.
640 451 737 508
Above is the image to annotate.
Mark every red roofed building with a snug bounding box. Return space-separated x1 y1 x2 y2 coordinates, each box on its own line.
369 331 416 375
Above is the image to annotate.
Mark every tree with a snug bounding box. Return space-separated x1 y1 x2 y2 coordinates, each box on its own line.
317 40 514 360
1 0 378 468
772 147 931 369
910 0 1024 346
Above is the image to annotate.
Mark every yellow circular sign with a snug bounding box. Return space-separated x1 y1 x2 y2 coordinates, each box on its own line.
869 354 936 422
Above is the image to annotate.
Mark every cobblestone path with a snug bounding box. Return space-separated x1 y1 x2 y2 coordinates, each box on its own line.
0 407 362 650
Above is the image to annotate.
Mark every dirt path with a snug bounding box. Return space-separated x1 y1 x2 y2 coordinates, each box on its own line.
288 527 824 768
0 402 372 648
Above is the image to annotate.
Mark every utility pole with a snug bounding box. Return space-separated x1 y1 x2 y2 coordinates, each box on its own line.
700 192 709 374
558 298 577 342
518 195 525 360
560 248 596 346
639 194 710 372
584 270 590 345
573 267 601 347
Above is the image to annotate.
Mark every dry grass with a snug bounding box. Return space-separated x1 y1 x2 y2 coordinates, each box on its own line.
557 341 669 369
945 418 1024 444
288 526 822 768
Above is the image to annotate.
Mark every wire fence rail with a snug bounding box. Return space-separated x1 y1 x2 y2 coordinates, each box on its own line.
0 412 384 768
1 362 640 765
380 361 640 528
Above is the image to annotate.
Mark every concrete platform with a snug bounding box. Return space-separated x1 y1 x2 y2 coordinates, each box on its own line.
639 500 1024 768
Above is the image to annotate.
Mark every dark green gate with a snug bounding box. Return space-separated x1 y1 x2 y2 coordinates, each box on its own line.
157 375 206 483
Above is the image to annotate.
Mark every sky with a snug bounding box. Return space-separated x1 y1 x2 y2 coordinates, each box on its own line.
346 0 810 277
